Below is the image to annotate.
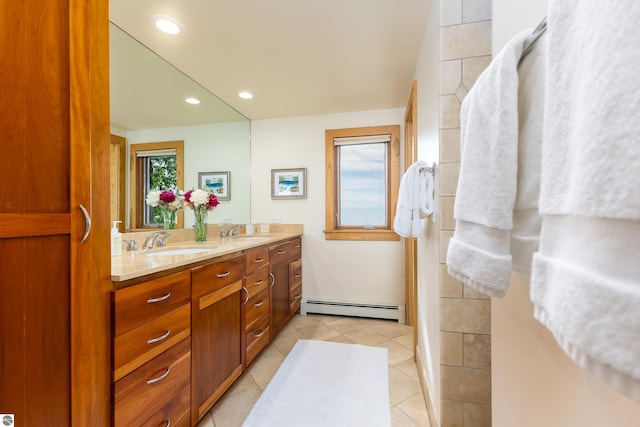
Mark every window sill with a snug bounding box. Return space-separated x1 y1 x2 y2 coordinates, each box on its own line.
323 229 400 241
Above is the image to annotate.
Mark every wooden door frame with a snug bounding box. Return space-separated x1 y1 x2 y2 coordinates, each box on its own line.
404 81 418 357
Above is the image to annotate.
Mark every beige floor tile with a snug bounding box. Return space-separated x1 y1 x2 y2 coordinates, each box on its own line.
195 412 214 427
393 332 415 350
391 406 422 427
224 370 260 398
377 339 414 366
210 386 262 427
246 343 285 387
344 326 390 346
369 319 413 339
394 357 420 379
319 315 374 334
396 393 431 427
296 322 343 341
325 334 356 344
389 366 423 405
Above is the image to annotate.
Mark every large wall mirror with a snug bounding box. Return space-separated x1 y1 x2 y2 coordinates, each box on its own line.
109 22 251 231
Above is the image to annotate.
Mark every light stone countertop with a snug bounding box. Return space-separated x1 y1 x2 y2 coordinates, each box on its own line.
111 224 302 282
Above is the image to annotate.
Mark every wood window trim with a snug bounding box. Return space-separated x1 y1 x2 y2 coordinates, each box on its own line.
324 125 401 241
129 140 185 231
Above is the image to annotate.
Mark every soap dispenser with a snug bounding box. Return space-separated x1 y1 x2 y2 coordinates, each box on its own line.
111 221 122 256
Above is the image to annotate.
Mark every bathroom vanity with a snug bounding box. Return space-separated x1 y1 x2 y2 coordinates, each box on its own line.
111 227 302 426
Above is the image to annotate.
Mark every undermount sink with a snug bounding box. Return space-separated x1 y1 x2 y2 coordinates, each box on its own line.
145 247 215 257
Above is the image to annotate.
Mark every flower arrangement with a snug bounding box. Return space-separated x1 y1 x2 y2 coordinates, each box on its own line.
183 189 219 241
145 189 184 229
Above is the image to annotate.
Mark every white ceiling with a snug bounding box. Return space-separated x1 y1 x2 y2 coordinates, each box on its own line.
109 0 430 122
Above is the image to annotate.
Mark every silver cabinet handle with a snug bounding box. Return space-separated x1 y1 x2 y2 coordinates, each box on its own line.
294 295 302 301
294 273 301 278
294 244 301 248
278 250 286 255
165 421 171 427
242 286 249 305
147 292 171 304
146 367 171 385
254 258 264 263
269 273 275 288
254 300 264 307
217 271 231 278
79 204 91 243
255 329 266 338
254 280 264 286
147 330 171 345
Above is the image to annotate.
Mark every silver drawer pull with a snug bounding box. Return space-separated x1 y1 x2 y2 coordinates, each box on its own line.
294 295 302 301
294 244 301 248
254 300 264 307
254 280 264 286
147 330 171 345
242 286 249 305
254 258 264 263
277 250 286 255
147 292 171 304
217 271 231 278
165 421 171 427
255 329 266 338
146 367 171 385
294 274 301 278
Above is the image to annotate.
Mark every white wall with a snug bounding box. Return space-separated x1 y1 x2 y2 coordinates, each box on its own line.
412 0 441 423
250 109 406 306
492 1 640 426
125 122 251 227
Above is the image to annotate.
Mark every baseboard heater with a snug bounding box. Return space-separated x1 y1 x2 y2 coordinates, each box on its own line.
301 299 406 324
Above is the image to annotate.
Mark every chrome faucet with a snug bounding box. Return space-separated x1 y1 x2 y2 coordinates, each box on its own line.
220 225 242 239
123 239 138 252
143 231 170 250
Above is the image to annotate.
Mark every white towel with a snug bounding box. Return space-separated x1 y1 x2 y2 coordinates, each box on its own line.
393 161 434 238
531 0 640 400
446 28 545 297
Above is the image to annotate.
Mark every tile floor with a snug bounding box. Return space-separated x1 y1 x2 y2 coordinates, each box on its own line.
196 313 432 427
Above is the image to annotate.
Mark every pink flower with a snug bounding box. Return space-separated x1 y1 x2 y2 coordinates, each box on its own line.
159 190 176 204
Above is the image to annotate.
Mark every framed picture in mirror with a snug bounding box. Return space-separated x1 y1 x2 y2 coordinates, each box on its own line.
271 168 307 199
198 171 230 201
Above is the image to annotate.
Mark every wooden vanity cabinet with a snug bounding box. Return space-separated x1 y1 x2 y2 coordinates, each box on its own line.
269 237 303 339
112 270 192 427
190 254 246 424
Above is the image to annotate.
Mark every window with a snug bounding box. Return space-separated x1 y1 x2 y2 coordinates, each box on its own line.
325 125 400 241
129 141 184 230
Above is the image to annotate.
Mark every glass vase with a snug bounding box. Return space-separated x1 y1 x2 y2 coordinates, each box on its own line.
159 207 177 230
193 208 208 242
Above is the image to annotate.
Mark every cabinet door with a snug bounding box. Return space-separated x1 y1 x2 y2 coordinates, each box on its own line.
0 1 110 425
269 261 290 338
191 279 244 424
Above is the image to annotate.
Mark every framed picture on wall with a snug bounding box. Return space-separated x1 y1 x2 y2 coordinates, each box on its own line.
271 168 307 200
198 171 230 201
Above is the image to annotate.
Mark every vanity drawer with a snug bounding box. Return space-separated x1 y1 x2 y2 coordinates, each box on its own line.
245 316 270 366
290 237 302 260
192 254 245 299
289 259 302 288
113 304 191 381
245 245 269 275
269 240 293 265
245 268 270 299
289 283 302 314
113 270 191 336
245 288 270 330
114 337 191 427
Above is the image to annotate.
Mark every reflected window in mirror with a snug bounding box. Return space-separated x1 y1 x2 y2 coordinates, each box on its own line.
129 141 184 230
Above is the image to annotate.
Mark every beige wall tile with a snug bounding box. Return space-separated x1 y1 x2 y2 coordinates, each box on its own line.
440 298 491 334
440 0 462 27
440 60 462 95
440 128 461 163
438 162 460 196
463 333 491 369
440 94 461 129
463 284 490 300
440 21 491 61
440 264 463 298
463 55 492 90
442 400 464 427
442 331 463 366
455 83 468 103
442 365 491 404
440 230 454 263
463 0 492 23
464 403 492 426
440 196 456 231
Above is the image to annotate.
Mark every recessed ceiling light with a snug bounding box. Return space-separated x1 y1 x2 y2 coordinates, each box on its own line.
184 97 200 105
150 15 184 35
238 91 254 99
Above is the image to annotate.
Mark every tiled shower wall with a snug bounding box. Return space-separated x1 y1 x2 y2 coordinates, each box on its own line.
438 0 493 425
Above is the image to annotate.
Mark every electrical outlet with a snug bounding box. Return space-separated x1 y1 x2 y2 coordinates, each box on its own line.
223 217 232 224
271 216 281 223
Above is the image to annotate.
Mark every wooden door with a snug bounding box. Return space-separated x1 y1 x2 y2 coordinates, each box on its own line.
0 0 111 425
